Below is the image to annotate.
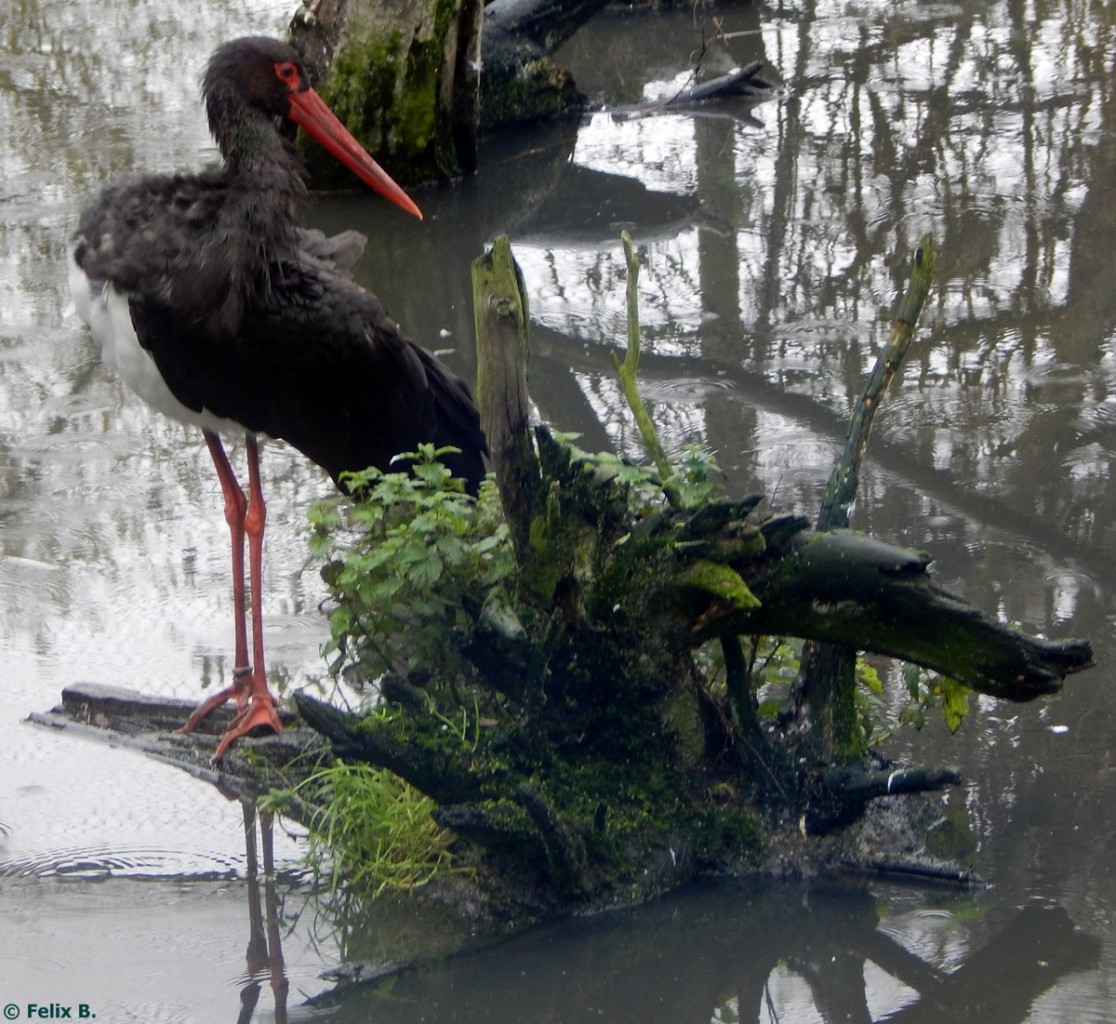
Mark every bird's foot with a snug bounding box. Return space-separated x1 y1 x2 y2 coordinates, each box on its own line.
178 679 243 736
212 690 284 760
178 668 283 757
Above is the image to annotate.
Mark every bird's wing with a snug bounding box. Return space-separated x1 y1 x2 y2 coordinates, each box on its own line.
129 258 487 489
74 170 297 336
295 228 368 276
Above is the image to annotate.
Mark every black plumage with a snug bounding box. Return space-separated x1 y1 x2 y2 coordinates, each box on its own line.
73 36 486 491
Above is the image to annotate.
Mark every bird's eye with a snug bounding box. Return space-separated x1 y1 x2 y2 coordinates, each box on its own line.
275 61 299 86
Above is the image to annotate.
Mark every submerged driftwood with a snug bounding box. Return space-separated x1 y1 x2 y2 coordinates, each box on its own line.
27 668 1101 1013
308 885 1098 1013
30 682 326 801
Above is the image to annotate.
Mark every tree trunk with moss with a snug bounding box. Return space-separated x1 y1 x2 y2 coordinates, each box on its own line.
290 0 485 184
294 236 1093 914
285 0 771 186
286 0 590 186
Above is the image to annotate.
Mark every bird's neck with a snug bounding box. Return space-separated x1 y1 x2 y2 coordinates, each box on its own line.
222 115 288 171
213 110 308 260
209 92 307 193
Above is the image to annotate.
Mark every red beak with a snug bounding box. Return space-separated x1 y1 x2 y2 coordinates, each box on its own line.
286 87 423 221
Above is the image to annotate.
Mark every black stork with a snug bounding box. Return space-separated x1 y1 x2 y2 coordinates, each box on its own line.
69 36 487 759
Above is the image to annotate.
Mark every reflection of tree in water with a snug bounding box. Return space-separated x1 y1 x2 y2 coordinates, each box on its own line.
517 0 1116 573
302 881 1098 1023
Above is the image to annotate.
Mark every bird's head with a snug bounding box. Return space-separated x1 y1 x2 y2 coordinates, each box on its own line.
203 36 422 219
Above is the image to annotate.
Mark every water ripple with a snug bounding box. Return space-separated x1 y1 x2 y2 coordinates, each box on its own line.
0 844 244 881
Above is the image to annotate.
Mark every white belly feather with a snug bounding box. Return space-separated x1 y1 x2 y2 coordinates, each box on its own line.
68 248 247 438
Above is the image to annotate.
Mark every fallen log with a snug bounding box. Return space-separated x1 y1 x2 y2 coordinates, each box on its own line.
608 62 776 122
730 528 1093 701
29 682 326 802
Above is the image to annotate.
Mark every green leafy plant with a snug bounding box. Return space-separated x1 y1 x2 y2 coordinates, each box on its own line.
308 444 515 683
900 663 970 733
671 443 722 509
264 756 468 896
730 636 800 718
552 432 722 516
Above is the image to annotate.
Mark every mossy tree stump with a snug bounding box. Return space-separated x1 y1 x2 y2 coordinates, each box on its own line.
290 0 484 184
295 235 1093 913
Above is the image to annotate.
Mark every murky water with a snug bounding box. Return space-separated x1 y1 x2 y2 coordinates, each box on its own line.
1 0 1115 1018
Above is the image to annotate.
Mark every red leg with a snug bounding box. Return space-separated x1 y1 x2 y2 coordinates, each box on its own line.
179 431 250 733
212 435 283 757
180 431 283 755
245 434 268 692
207 430 252 676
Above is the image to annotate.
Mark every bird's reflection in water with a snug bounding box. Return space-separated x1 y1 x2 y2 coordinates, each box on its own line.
232 800 289 1024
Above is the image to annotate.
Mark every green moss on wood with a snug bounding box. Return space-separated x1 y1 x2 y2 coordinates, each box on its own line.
300 0 466 187
479 56 584 133
671 559 761 613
